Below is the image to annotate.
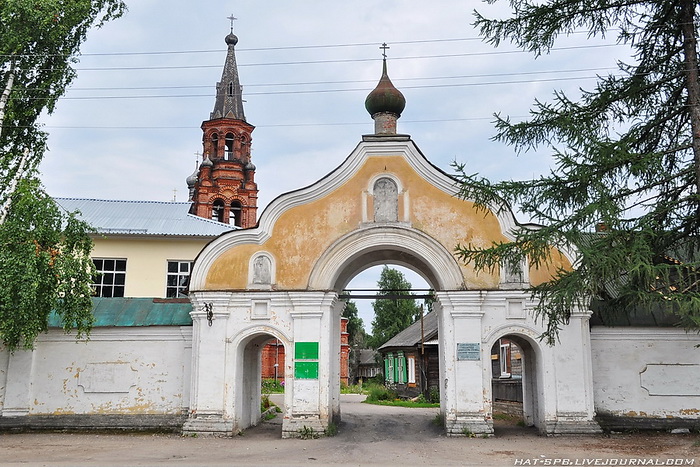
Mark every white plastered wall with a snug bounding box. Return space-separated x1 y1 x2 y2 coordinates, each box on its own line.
591 327 700 423
0 327 191 419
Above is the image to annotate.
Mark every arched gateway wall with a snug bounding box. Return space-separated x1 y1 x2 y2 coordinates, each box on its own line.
184 135 601 437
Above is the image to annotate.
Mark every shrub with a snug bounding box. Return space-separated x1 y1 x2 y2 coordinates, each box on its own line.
261 394 271 412
340 382 363 394
427 387 440 403
261 378 285 394
365 384 397 402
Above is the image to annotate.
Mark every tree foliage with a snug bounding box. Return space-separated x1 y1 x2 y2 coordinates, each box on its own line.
455 0 700 343
1 0 126 215
368 266 421 349
0 0 126 350
0 179 95 350
342 299 366 347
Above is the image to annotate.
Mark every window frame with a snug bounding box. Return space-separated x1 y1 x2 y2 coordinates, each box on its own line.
500 341 511 378
407 355 416 385
92 258 127 298
166 260 192 298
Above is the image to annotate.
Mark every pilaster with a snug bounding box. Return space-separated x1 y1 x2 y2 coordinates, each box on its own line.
435 291 493 436
545 306 601 435
183 292 233 436
283 291 337 438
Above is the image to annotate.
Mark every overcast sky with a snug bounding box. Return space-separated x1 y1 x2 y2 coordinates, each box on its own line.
37 1 628 330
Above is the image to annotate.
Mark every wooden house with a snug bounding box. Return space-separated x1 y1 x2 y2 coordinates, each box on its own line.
378 311 440 399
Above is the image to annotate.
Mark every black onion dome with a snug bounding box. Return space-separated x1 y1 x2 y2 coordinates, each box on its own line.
225 32 238 46
365 59 406 117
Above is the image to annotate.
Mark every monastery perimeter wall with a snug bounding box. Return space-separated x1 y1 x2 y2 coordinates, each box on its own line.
0 327 191 431
590 327 700 431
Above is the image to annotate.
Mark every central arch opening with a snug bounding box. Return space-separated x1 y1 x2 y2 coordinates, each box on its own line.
298 225 466 438
333 259 442 438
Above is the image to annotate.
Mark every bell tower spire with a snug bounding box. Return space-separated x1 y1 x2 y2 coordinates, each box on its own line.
211 14 246 120
189 15 258 228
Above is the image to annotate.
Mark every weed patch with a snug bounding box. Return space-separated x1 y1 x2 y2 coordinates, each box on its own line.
298 425 319 439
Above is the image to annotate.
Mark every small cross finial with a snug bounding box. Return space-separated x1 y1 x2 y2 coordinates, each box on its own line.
172 188 178 202
227 14 237 33
194 151 202 169
380 42 390 59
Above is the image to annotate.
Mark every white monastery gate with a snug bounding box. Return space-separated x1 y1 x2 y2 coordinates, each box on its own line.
183 113 601 437
1 42 697 437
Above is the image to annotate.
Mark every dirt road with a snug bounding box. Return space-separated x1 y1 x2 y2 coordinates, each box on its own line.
1 395 698 466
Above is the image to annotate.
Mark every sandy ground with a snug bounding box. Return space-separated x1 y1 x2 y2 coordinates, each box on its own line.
1 395 698 466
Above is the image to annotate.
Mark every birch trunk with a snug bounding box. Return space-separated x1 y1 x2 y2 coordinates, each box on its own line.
0 62 15 140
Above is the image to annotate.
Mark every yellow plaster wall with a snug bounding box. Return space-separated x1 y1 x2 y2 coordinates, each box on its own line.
92 237 210 297
529 247 572 286
205 155 571 291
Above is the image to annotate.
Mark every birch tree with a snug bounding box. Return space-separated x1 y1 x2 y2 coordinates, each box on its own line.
0 0 125 350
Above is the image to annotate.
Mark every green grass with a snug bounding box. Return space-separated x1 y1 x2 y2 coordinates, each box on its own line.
361 382 440 408
363 399 440 408
340 382 364 394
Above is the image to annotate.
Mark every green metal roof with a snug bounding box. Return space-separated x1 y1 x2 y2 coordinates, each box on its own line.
49 297 193 327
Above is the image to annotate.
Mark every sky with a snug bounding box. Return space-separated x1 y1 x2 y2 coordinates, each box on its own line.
36 1 628 330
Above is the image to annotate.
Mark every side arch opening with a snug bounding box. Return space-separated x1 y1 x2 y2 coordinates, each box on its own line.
487 332 544 434
232 330 289 434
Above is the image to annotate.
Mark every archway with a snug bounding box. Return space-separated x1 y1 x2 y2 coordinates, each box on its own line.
487 332 544 434
303 225 467 438
341 263 439 423
228 328 291 434
185 134 600 438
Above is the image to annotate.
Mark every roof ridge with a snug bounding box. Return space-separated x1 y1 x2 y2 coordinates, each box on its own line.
185 212 237 229
54 197 191 205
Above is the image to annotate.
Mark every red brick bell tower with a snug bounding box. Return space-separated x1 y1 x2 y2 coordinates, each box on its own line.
188 23 258 228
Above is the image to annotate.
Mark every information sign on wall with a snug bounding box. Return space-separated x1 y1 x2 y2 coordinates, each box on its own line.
457 342 481 361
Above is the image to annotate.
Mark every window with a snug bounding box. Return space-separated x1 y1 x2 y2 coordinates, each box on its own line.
212 200 225 222
397 352 405 384
500 340 511 378
407 355 416 385
92 258 126 297
225 133 234 160
166 261 192 298
230 201 242 227
211 133 219 158
385 354 394 383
